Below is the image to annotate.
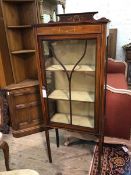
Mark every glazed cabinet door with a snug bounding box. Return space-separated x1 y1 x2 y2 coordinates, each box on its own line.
39 35 101 132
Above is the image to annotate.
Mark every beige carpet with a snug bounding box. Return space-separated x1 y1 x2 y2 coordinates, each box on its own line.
0 130 94 175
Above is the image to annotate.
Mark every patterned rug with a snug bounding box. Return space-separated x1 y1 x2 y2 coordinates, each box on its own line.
89 144 131 175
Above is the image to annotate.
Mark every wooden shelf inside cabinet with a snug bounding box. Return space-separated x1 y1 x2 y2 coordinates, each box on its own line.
51 113 94 128
46 65 95 72
7 25 32 29
11 50 36 55
48 90 95 102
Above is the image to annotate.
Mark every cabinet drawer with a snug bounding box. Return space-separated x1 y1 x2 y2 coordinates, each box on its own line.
10 87 38 95
8 86 41 105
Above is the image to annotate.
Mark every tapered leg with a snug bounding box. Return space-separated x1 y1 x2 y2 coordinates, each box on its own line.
98 135 104 174
0 141 10 171
55 128 59 148
45 130 52 163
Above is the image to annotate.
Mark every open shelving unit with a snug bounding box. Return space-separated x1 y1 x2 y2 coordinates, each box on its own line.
1 0 38 83
0 0 46 137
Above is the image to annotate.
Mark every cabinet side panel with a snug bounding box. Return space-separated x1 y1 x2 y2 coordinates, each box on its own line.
0 52 6 87
0 3 14 86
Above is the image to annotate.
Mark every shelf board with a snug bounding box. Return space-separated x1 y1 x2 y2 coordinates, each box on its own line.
7 25 32 29
11 50 36 55
48 90 95 102
51 113 94 128
46 65 95 72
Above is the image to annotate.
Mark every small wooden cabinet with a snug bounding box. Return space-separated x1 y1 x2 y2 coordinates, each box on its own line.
5 80 44 137
36 12 109 172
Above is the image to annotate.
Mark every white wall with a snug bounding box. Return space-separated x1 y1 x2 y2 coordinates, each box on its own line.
65 0 131 60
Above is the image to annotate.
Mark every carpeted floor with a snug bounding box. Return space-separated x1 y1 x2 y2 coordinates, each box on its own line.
0 130 95 175
89 144 131 175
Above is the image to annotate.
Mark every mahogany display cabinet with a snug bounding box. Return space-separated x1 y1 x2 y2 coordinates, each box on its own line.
35 12 109 173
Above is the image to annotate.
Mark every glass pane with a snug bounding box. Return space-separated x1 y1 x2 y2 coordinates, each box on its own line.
42 39 96 128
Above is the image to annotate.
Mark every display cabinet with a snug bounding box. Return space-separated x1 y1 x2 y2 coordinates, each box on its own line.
0 0 38 83
35 12 109 173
